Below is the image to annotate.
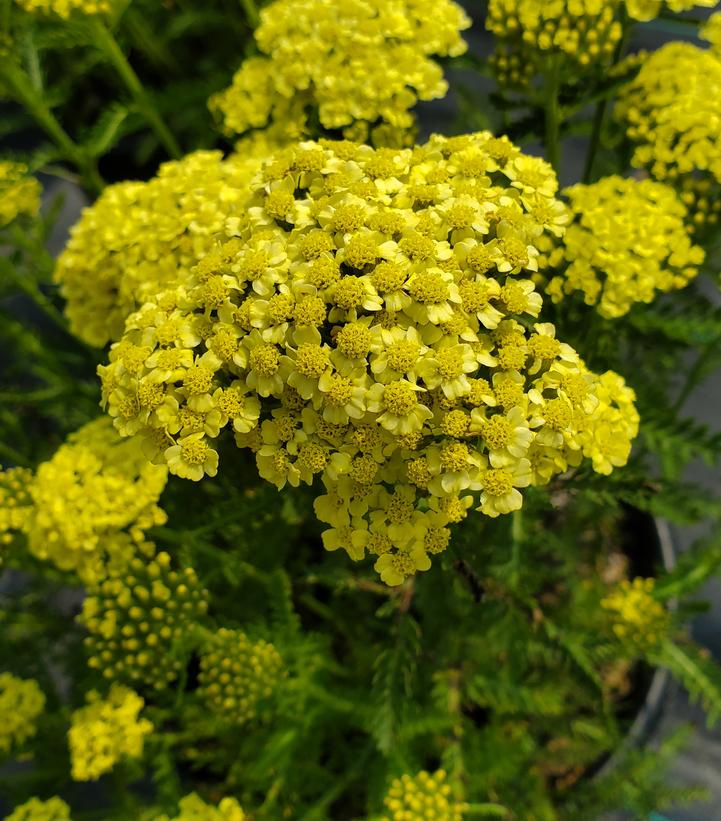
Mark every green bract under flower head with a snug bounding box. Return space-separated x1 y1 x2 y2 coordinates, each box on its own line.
100 134 639 586
210 0 471 145
544 176 705 318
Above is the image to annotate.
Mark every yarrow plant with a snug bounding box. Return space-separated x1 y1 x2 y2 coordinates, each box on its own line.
4 1 721 819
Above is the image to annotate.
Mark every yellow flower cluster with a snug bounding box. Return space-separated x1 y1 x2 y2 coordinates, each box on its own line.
545 176 704 318
0 467 33 553
12 418 167 583
701 11 721 53
5 797 71 821
210 0 470 145
68 684 153 781
156 794 245 821
198 628 284 724
625 0 716 22
680 177 721 237
616 42 721 184
0 161 41 227
14 0 113 17
55 150 265 347
80 550 208 689
0 673 45 754
486 0 623 86
100 134 639 586
601 577 669 649
383 770 466 821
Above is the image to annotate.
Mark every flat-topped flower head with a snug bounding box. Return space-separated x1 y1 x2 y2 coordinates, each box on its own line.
102 134 637 585
0 161 41 226
8 418 167 583
210 0 471 145
155 794 246 821
80 550 208 689
55 150 265 346
0 674 45 755
68 684 153 781
383 769 466 820
15 0 117 16
545 176 705 318
5 797 71 821
602 577 669 650
616 42 721 185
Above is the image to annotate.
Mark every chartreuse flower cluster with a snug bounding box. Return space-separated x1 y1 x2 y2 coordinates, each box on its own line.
80 550 208 689
0 673 45 755
100 133 639 586
156 794 246 821
5 797 71 821
624 0 716 21
544 176 704 318
210 0 470 146
68 684 153 781
616 42 721 185
383 770 466 820
679 177 721 238
0 161 41 227
486 0 623 87
601 577 669 650
198 628 284 724
4 418 167 583
14 0 114 17
55 150 265 347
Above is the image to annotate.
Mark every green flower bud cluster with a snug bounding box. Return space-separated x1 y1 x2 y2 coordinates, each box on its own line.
198 628 284 724
80 551 209 689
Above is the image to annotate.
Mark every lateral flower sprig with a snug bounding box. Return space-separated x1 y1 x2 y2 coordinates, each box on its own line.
100 134 639 586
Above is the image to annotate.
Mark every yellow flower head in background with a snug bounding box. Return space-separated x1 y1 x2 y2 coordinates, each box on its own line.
545 176 704 318
210 0 471 145
625 0 716 22
14 0 113 17
17 417 167 582
198 628 284 724
68 684 153 781
55 150 265 347
0 673 45 755
0 467 33 556
80 550 208 689
5 797 71 821
100 134 639 586
486 0 623 87
383 769 466 821
616 41 721 184
155 794 246 821
0 161 41 227
601 577 669 650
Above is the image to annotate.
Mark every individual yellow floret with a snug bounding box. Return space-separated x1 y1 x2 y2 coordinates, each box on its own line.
100 134 638 587
0 161 41 226
55 150 264 346
80 550 208 689
210 0 471 145
197 628 284 724
616 42 721 184
5 797 71 821
601 577 669 650
21 418 167 583
546 176 704 318
68 684 153 781
0 673 45 755
383 769 466 820
155 793 245 821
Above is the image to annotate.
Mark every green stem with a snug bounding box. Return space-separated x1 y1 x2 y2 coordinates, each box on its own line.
583 11 629 183
91 20 182 159
544 57 562 174
123 7 182 75
0 63 104 194
0 257 68 331
239 0 260 26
